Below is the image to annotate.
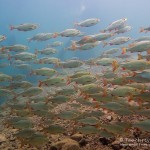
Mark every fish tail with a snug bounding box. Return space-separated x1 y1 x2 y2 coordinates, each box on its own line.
54 61 60 68
112 60 119 72
9 25 15 30
146 49 150 54
66 76 71 85
38 80 43 87
53 32 58 38
102 78 107 86
34 49 39 55
138 54 143 60
82 36 91 42
139 27 144 33
102 41 107 47
8 54 11 60
74 22 79 28
71 41 77 50
102 88 107 97
121 47 126 54
1 46 5 51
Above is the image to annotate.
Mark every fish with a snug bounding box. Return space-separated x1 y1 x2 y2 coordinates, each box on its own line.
138 54 150 61
4 44 29 52
57 29 81 37
140 26 150 33
74 18 100 27
10 23 39 31
114 25 132 34
15 64 31 70
103 48 119 55
67 74 97 85
74 33 114 45
112 60 150 72
0 89 15 98
9 81 32 89
35 48 57 55
134 36 150 42
0 35 6 42
78 83 103 95
102 18 127 32
18 87 43 97
0 73 12 82
103 36 131 47
58 60 83 68
122 40 150 54
95 58 117 66
38 57 60 64
31 68 57 76
38 77 66 87
92 32 114 41
9 52 37 61
70 41 101 51
27 33 57 42
46 41 63 47
0 63 9 68
110 86 141 97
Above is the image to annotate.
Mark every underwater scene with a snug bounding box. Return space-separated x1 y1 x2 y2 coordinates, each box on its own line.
0 0 150 149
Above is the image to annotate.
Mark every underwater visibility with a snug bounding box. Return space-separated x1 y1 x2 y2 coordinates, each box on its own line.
0 0 150 149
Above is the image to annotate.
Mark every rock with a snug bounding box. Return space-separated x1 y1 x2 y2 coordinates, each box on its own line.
133 128 142 138
52 138 80 150
111 144 123 150
0 134 6 143
79 138 88 147
106 115 113 121
71 133 84 142
99 136 115 146
62 143 80 150
111 141 123 150
50 145 58 150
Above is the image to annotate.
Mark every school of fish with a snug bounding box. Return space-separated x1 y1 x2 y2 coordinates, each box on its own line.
0 18 150 148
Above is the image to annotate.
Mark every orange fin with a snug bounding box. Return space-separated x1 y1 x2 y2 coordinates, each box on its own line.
112 60 119 72
139 27 144 33
122 47 126 54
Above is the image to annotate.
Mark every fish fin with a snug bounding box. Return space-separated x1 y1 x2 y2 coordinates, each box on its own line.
102 87 107 97
34 49 38 55
71 42 77 50
9 25 15 30
122 67 126 70
66 76 71 85
54 61 60 68
39 59 43 64
102 78 107 86
139 27 144 33
102 41 107 47
138 54 143 60
8 54 11 60
146 49 150 54
127 94 133 102
128 44 134 48
132 71 137 77
112 60 119 72
1 46 5 51
121 47 126 54
74 22 79 28
73 82 78 91
53 33 58 38
38 81 43 87
100 30 105 33
82 36 91 42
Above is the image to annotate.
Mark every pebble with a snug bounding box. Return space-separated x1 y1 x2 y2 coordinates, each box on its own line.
79 138 88 147
71 133 84 141
0 134 6 143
